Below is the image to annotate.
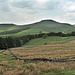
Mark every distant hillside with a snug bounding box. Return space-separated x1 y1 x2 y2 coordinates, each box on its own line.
73 25 75 27
0 20 75 37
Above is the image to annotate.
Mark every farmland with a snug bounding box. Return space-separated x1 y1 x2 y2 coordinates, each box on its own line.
0 36 75 75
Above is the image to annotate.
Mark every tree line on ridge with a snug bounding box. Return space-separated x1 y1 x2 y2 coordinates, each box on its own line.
0 31 75 50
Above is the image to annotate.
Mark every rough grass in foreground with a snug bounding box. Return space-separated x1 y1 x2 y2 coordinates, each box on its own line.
0 36 75 75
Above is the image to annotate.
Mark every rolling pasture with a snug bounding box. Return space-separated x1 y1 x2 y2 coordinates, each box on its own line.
0 36 75 75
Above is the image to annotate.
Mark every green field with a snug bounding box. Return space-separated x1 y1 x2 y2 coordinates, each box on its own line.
0 36 75 75
25 36 75 46
0 29 47 37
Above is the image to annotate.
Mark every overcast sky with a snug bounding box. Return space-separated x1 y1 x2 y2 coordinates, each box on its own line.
0 0 75 25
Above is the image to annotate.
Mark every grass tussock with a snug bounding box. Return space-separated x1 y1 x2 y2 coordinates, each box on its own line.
0 58 75 75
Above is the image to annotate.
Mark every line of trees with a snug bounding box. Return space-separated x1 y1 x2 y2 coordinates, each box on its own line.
0 31 75 50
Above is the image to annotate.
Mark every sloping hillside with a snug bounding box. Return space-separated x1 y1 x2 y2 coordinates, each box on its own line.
29 20 75 32
0 20 75 37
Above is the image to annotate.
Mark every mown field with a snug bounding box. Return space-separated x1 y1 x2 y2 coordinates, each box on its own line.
0 36 75 75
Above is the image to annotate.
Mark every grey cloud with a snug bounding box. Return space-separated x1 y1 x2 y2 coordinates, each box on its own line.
0 2 10 12
1 0 75 24
11 0 36 9
11 0 60 10
0 0 8 2
46 0 60 10
0 5 10 12
0 0 5 2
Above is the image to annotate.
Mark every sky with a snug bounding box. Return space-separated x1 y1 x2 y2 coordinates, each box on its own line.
0 0 75 25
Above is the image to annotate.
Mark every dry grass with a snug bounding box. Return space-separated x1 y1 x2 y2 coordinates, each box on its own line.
0 60 75 75
26 61 75 71
11 41 75 59
0 59 75 75
0 40 75 75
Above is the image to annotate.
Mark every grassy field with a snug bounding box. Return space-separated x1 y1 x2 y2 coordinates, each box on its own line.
25 36 75 46
0 36 75 75
0 29 48 37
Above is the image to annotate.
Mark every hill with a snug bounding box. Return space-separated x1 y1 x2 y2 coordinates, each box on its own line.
0 20 75 37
